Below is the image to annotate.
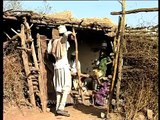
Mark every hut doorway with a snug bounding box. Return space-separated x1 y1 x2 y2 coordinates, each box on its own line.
67 27 114 75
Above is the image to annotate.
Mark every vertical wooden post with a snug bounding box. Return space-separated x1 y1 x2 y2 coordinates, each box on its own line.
120 0 127 53
108 16 122 112
113 31 118 53
116 0 126 110
37 33 47 112
72 27 85 103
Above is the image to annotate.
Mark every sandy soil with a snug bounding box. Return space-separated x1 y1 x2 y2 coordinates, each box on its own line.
4 103 107 120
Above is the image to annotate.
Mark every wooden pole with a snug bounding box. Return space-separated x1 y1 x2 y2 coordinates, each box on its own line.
115 0 126 111
36 33 47 112
116 57 123 109
111 7 158 15
121 0 127 53
109 15 123 112
11 24 36 107
72 27 85 103
113 15 121 53
113 30 118 53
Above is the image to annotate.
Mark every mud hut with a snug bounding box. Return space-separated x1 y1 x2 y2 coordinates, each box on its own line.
3 10 117 111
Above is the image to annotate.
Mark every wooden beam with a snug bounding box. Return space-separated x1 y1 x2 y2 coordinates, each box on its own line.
12 10 33 13
111 7 158 15
17 47 32 52
3 15 17 20
37 33 47 112
31 19 114 32
4 9 13 13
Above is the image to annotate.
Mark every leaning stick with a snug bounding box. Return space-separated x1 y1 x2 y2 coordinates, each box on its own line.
4 32 11 40
72 27 85 103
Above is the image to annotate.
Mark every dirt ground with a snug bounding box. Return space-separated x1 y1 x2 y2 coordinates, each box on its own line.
4 103 107 120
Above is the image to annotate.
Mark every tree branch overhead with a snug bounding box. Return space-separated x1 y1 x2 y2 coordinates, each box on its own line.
111 7 158 15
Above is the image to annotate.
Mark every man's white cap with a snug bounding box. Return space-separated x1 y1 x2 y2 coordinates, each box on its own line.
58 25 67 34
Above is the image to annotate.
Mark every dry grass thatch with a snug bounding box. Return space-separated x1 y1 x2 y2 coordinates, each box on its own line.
43 11 117 29
80 18 116 28
3 10 117 32
45 10 73 20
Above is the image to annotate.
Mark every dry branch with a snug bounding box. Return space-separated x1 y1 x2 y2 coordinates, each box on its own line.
11 28 19 36
9 24 33 41
111 7 158 15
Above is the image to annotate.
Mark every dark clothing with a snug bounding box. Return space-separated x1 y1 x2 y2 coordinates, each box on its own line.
94 81 110 106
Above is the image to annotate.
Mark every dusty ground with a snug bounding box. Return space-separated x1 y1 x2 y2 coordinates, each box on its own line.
4 103 107 120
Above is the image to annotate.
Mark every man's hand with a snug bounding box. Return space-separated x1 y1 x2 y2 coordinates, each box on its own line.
72 27 77 41
70 34 76 41
71 71 77 76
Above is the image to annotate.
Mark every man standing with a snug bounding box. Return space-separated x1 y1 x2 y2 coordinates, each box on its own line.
47 25 75 117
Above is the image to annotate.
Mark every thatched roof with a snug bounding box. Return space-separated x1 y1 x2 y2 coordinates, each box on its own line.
3 10 118 37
